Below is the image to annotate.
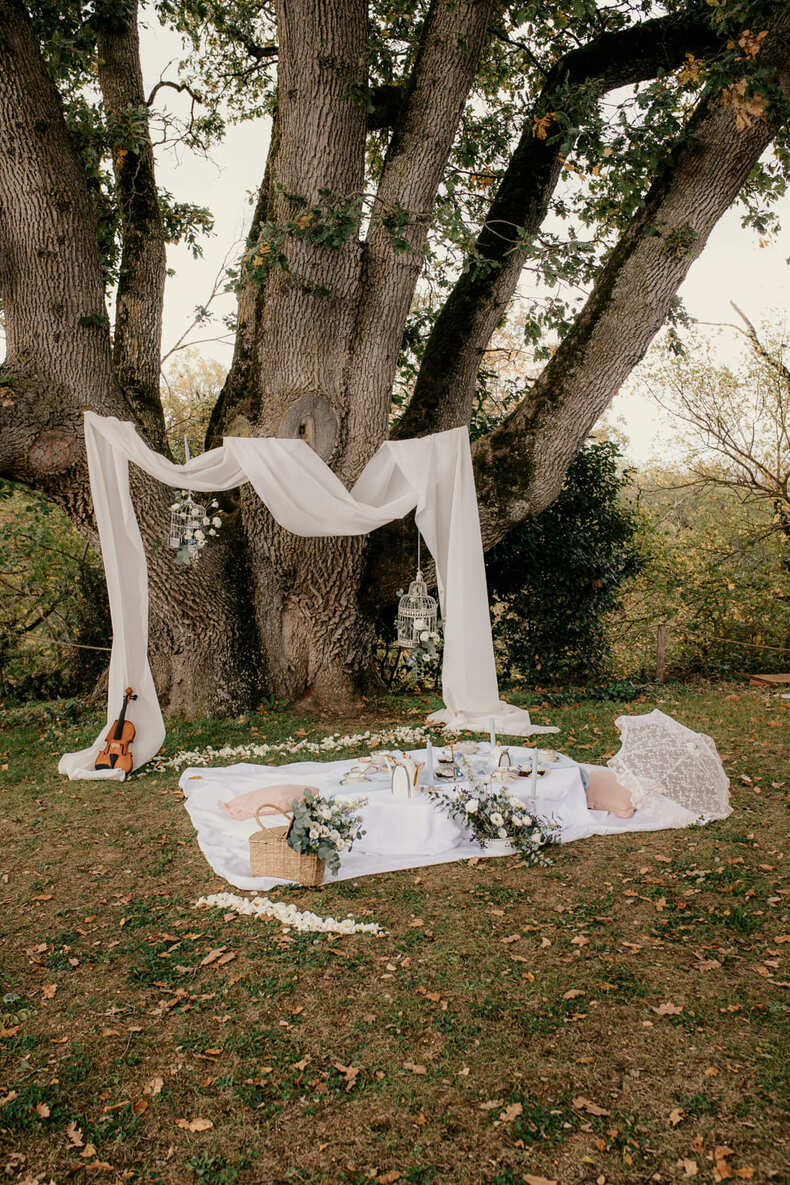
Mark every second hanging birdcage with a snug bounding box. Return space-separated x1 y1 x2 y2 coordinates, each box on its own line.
396 568 438 648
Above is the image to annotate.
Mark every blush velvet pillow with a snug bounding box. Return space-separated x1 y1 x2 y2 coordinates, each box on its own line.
218 783 316 821
583 767 636 818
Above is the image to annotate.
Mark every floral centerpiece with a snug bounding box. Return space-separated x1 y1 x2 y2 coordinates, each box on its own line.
430 758 558 865
287 789 367 876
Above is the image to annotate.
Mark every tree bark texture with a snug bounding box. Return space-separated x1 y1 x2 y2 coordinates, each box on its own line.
2 0 789 715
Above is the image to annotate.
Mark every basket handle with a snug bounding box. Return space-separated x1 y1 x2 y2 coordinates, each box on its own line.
254 802 295 829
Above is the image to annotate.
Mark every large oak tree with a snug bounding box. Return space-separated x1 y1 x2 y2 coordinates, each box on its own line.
1 0 789 715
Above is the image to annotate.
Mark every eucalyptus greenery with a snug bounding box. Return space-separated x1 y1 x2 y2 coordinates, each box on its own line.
429 758 559 865
287 790 367 876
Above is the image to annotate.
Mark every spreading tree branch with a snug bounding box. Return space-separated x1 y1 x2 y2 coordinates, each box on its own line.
96 0 169 452
471 2 790 547
340 0 498 478
0 0 126 489
395 5 726 439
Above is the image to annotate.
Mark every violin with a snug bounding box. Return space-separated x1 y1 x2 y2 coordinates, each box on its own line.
95 687 137 774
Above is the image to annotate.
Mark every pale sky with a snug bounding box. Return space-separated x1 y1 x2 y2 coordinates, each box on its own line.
143 22 790 467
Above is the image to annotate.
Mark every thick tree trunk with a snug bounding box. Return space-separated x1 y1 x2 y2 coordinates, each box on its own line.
209 0 497 713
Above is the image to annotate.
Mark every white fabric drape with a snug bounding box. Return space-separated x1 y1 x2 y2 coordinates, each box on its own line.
59 412 555 780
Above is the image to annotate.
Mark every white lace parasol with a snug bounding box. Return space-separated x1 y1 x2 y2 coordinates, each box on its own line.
607 709 731 825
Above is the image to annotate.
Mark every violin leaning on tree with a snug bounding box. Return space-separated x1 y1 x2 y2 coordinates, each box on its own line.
95 687 137 774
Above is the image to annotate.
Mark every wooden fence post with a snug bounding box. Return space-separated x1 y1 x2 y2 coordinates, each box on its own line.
656 622 667 684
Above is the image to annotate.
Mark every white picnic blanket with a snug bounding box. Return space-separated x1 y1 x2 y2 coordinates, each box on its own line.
179 744 696 890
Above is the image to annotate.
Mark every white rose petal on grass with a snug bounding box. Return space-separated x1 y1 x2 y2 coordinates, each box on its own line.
161 725 434 771
196 893 387 935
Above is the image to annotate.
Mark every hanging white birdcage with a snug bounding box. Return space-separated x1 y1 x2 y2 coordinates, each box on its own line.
166 437 222 567
168 492 207 562
397 568 438 648
397 530 439 650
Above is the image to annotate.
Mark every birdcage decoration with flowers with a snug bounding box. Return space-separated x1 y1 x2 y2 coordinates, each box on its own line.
168 439 223 567
396 533 439 650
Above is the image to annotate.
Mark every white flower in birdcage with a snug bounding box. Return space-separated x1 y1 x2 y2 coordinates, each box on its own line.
168 490 209 565
396 569 438 649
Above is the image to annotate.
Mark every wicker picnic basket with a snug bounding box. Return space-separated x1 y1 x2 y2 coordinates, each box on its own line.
249 803 325 886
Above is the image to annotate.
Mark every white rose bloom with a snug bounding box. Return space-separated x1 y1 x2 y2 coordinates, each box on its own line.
309 827 319 840
491 812 504 827
465 799 479 814
498 827 508 839
212 516 222 528
202 516 210 525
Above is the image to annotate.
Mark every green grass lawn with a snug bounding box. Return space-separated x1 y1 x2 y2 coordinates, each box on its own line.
0 682 788 1185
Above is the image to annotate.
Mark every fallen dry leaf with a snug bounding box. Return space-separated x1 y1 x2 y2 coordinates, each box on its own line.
65 1121 84 1148
333 1062 360 1092
131 1099 148 1116
378 1172 402 1184
41 983 57 1000
402 1061 426 1075
681 1159 698 1177
522 1174 558 1185
176 1117 213 1132
81 1143 98 1159
652 1001 683 1016
499 1102 523 1122
34 1102 50 1118
668 1107 685 1127
199 948 225 967
572 1096 610 1117
563 989 585 1000
144 1076 164 1096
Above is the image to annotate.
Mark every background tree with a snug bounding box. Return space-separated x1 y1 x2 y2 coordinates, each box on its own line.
645 307 790 554
2 0 790 716
613 474 790 678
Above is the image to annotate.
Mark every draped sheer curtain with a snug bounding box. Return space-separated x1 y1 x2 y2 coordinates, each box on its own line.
59 412 555 781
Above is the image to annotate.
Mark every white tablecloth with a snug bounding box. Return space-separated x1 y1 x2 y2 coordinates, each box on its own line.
179 745 692 890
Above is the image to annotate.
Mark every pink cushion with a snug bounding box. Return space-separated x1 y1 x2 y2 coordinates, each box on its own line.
218 783 316 821
584 768 635 818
